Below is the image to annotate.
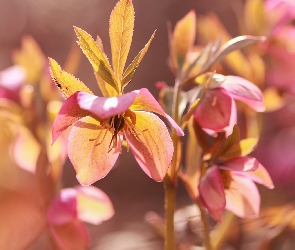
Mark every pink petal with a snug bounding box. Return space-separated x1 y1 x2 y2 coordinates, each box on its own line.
68 116 120 186
198 166 226 214
124 111 174 182
241 164 274 189
75 186 114 225
223 98 237 136
47 188 78 226
225 174 260 218
130 88 184 136
52 92 91 144
0 65 26 90
219 157 259 172
221 76 265 112
49 220 89 250
266 45 295 94
194 88 232 131
77 91 138 119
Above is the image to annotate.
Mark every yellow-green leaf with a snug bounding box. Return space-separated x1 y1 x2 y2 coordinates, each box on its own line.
220 137 259 160
244 0 266 35
74 27 119 94
121 31 156 88
109 0 134 79
49 58 92 98
172 10 196 71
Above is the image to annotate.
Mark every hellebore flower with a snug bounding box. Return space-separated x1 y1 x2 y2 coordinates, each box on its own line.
50 0 184 185
197 125 273 221
47 186 114 250
52 87 183 185
194 74 265 135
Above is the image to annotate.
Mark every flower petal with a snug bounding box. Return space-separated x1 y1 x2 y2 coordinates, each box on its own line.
219 157 259 172
194 88 232 131
52 92 91 144
198 166 226 215
221 76 265 112
77 91 138 119
68 116 121 186
47 188 77 226
241 164 274 189
225 174 260 218
223 98 237 136
124 111 173 182
130 88 184 136
49 220 89 250
75 186 114 225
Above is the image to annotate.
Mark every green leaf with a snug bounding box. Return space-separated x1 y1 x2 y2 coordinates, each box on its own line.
74 27 119 94
109 0 134 79
122 31 156 88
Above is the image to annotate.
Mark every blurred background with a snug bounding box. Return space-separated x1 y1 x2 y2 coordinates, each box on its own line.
2 0 295 249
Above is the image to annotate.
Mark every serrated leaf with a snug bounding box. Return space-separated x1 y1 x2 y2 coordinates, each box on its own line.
109 0 134 79
172 10 196 71
49 58 92 98
220 137 259 161
74 27 119 94
122 31 156 88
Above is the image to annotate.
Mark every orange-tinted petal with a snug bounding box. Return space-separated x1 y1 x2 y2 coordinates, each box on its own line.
225 173 260 218
68 116 120 186
130 88 184 136
52 92 91 144
124 111 173 181
75 186 114 225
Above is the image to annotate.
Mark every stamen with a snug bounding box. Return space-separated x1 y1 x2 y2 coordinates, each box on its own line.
220 169 233 190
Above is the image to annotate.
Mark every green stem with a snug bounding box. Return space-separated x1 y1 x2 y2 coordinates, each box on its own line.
164 175 176 250
196 200 212 250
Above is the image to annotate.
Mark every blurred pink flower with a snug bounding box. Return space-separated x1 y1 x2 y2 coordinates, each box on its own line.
194 75 265 135
47 186 114 250
52 88 184 185
0 65 26 103
198 158 273 221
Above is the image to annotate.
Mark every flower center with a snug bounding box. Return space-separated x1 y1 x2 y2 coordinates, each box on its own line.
220 170 233 190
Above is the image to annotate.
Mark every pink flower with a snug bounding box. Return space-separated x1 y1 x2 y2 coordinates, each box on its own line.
52 88 184 186
194 75 265 134
0 65 26 103
47 186 114 250
198 158 274 221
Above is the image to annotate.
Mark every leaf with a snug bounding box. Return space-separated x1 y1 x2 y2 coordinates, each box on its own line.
210 35 266 68
12 36 45 84
121 31 156 88
172 10 197 71
219 138 259 161
109 0 134 79
244 0 266 35
49 58 92 98
74 27 119 94
216 125 240 158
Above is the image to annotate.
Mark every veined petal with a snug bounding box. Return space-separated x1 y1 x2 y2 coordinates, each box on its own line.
130 88 184 136
124 111 173 182
198 166 226 214
194 88 232 131
219 157 259 172
241 164 274 189
225 174 260 218
77 91 138 119
52 92 91 144
75 186 114 225
68 116 121 186
221 76 265 112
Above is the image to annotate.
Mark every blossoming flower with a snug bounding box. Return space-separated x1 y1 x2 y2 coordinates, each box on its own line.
194 74 265 135
50 0 184 186
47 186 114 250
197 126 274 221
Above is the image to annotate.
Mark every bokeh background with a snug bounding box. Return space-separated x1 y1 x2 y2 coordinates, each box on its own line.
3 0 292 249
